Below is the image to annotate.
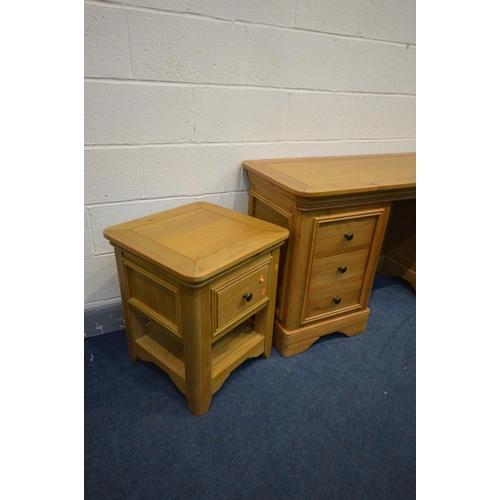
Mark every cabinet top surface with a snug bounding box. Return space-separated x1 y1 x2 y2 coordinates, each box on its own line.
103 202 288 282
243 153 416 197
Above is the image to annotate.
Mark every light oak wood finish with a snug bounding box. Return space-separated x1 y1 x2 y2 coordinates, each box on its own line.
378 198 416 289
243 153 416 357
104 202 288 416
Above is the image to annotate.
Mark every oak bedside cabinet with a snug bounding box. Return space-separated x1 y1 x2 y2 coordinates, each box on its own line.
103 202 288 416
243 153 416 357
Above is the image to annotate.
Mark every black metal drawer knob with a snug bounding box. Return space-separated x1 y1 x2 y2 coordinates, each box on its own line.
333 297 341 304
243 292 253 302
338 265 347 273
344 233 354 241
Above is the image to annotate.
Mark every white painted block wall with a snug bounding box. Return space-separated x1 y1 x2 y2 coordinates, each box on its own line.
84 0 416 329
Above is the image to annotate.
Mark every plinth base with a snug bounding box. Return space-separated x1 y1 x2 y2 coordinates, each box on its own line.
273 308 370 357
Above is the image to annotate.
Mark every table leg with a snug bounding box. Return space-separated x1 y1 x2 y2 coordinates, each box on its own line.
114 248 147 362
181 285 212 416
254 247 281 358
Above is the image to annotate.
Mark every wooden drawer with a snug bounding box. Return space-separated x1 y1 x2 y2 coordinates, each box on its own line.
305 279 363 320
212 261 270 337
314 215 377 258
308 249 369 292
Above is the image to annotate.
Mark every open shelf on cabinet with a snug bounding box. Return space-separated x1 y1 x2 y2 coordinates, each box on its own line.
135 319 265 395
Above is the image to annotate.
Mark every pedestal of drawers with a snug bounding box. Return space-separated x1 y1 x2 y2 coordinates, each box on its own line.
262 201 391 357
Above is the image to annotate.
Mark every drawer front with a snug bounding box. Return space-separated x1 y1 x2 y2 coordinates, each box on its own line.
213 262 270 337
314 216 377 258
305 279 363 320
308 249 369 292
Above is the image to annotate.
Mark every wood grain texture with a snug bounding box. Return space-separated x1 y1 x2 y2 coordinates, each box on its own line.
254 248 281 357
273 309 370 357
125 259 180 337
104 202 289 283
313 215 376 257
105 202 288 415
308 249 369 291
243 153 416 197
213 260 270 336
211 321 265 392
135 322 186 394
378 198 416 288
114 248 146 362
305 278 363 320
244 153 415 357
250 194 292 320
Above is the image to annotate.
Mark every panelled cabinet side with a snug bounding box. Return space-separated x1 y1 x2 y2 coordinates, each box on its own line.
248 182 294 321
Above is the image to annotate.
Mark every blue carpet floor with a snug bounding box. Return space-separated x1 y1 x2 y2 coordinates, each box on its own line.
85 273 416 500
